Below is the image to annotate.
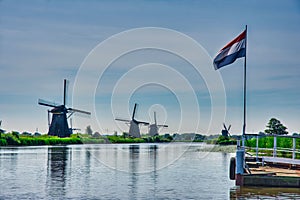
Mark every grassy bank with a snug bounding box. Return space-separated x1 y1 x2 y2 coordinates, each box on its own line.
197 145 236 153
0 133 83 146
205 135 237 145
106 135 173 143
0 133 174 146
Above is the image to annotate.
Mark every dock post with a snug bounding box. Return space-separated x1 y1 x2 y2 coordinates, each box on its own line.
235 148 245 186
292 138 296 160
256 135 259 162
273 136 277 157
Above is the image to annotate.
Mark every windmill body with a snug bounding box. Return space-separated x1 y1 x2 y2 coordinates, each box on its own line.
129 120 141 138
48 106 70 137
149 124 159 137
38 79 91 138
148 112 168 137
115 103 149 138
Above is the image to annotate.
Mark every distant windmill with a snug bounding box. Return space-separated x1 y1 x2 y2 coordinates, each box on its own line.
38 79 91 137
148 111 168 137
222 123 231 138
115 103 149 138
70 118 81 133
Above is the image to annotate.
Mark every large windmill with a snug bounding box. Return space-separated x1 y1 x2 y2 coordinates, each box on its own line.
115 103 149 138
148 111 168 137
38 79 91 137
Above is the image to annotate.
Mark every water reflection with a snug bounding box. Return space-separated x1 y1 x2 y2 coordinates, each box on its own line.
149 145 158 195
128 145 139 199
3 144 299 199
46 146 69 198
127 144 159 199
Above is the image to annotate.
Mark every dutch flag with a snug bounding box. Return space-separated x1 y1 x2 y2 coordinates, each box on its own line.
213 30 246 70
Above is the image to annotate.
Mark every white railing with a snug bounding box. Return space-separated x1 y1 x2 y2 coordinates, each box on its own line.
243 134 300 163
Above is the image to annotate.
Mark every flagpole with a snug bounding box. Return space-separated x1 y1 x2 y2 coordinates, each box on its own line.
242 25 247 147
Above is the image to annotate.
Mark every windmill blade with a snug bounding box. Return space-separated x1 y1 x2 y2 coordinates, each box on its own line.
115 118 131 123
68 108 91 115
63 79 67 106
157 124 168 128
136 120 149 125
223 123 227 131
228 125 231 131
38 99 58 108
132 103 138 120
154 112 157 125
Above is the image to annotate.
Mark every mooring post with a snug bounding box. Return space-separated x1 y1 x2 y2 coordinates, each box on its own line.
292 137 296 160
237 138 240 148
235 147 245 186
256 135 259 162
273 136 277 157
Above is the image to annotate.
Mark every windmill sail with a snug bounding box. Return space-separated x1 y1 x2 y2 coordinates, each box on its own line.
115 103 149 138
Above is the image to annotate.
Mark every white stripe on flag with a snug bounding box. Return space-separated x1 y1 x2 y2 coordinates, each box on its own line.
227 39 245 55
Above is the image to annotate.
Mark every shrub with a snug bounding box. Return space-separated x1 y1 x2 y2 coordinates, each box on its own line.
0 138 7 146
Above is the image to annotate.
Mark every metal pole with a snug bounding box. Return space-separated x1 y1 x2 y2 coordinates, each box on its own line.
273 136 277 157
242 25 247 148
292 138 296 160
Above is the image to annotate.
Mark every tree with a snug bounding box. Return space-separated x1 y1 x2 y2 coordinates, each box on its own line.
85 125 93 135
264 118 288 135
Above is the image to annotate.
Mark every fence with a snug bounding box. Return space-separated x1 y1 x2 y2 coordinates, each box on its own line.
242 134 300 164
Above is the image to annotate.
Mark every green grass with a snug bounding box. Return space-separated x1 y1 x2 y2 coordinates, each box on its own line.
0 132 175 146
0 133 83 146
245 136 300 149
106 135 173 143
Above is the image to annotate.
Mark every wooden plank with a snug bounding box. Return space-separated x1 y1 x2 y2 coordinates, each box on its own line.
263 157 300 165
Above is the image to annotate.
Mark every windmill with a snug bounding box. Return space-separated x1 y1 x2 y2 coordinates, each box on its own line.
115 103 149 138
38 79 91 137
148 111 168 137
70 118 81 133
222 123 231 138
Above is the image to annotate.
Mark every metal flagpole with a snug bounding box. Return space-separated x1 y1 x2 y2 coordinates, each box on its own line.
242 25 247 148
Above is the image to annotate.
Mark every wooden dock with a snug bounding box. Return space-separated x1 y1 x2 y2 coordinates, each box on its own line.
232 134 300 188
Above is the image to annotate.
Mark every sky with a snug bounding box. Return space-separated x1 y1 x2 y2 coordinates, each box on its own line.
0 0 300 135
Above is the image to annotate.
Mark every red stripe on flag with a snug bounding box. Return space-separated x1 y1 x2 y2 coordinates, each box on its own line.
221 30 246 51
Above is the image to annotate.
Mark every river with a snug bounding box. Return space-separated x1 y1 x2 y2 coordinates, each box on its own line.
0 143 299 199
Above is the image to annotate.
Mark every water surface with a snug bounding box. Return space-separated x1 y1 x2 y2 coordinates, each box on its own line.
0 143 299 199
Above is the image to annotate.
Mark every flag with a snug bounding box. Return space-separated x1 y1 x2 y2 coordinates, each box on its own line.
213 30 246 70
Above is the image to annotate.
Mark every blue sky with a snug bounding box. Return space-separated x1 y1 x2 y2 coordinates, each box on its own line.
0 0 300 135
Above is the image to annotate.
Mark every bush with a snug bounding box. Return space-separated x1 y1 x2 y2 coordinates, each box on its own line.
216 136 236 145
0 138 7 146
4 133 21 145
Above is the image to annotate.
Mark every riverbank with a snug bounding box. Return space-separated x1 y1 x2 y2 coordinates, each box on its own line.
197 145 237 153
0 133 175 146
